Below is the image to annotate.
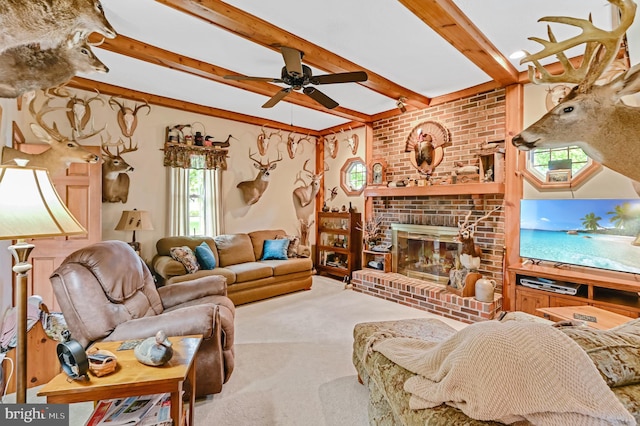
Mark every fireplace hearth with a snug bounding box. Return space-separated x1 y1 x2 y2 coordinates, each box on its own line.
391 223 461 285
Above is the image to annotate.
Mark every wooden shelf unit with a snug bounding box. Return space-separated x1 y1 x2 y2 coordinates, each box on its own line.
508 263 640 318
316 212 362 280
362 250 392 273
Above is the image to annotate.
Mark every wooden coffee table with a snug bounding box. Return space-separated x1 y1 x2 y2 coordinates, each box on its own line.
536 305 633 330
37 335 202 426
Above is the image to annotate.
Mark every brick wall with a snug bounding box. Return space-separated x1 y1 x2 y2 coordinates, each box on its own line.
370 88 506 289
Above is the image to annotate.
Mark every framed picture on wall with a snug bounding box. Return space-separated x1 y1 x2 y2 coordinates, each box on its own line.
546 169 572 183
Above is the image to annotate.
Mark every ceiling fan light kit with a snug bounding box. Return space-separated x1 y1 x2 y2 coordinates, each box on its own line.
225 46 367 109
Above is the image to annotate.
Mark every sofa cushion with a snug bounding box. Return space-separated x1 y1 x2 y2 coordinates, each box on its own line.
248 229 286 260
224 262 273 282
558 319 640 387
276 234 300 258
195 242 217 270
214 234 256 266
170 246 200 273
261 258 313 276
261 239 289 260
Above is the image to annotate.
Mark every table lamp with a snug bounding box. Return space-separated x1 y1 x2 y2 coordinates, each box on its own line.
0 161 86 403
114 209 153 253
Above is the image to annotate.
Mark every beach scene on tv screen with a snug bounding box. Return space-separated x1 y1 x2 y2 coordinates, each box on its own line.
520 199 640 274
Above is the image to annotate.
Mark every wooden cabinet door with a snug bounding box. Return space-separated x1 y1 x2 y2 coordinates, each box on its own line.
516 289 549 316
591 303 639 318
16 144 102 311
550 296 586 308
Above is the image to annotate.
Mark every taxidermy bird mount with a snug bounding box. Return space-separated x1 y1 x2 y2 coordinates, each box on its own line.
224 46 368 109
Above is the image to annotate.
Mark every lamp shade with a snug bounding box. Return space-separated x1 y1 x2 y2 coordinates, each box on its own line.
0 164 87 240
114 209 154 232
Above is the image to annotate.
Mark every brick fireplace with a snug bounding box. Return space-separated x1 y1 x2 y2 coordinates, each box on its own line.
356 87 507 322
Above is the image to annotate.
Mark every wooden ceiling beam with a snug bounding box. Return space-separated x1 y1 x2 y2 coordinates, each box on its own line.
398 0 519 87
68 77 321 135
88 34 370 123
156 0 432 109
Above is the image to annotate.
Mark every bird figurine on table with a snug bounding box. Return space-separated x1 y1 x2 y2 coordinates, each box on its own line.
134 330 174 366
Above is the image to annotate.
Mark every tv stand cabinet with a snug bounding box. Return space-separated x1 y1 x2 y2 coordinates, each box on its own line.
508 263 640 318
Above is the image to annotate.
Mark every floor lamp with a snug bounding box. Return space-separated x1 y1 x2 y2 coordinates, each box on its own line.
0 162 86 403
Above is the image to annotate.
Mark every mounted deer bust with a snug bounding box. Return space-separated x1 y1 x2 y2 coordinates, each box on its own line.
0 37 108 98
293 159 329 208
0 95 100 176
512 0 640 185
101 137 138 203
0 0 116 53
237 150 283 205
456 205 502 270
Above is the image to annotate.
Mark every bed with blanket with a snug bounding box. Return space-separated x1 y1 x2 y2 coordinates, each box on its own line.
352 313 640 425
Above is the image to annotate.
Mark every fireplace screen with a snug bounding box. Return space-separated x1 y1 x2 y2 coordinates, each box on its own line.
391 224 461 284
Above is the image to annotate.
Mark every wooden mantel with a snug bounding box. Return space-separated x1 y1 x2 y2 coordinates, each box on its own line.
363 182 504 197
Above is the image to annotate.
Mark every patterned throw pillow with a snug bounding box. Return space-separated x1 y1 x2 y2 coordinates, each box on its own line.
195 242 217 270
559 321 640 387
276 234 300 258
170 246 200 274
261 239 289 260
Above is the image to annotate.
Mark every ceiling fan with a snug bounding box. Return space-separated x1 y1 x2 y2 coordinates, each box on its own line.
224 46 368 109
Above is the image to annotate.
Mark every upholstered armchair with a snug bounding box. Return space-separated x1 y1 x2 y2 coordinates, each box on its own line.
49 240 235 397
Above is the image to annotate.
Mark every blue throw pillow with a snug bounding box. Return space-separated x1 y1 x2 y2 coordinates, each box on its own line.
195 242 217 270
261 239 289 260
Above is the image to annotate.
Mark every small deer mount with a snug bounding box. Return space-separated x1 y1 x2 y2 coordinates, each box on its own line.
257 125 283 156
66 89 104 135
456 205 502 270
341 127 359 155
325 133 338 159
109 97 150 138
286 132 312 159
404 121 451 177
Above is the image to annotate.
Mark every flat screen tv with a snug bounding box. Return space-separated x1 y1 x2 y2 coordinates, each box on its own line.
520 199 640 275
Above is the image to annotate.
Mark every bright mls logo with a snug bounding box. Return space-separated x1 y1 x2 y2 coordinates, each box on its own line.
2 405 68 425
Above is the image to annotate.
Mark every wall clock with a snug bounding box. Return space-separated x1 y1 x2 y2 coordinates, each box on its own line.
369 159 386 185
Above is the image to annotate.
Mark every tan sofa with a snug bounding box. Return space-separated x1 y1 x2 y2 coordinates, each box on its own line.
152 229 313 305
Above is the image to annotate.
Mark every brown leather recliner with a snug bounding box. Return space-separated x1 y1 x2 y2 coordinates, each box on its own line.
49 240 235 397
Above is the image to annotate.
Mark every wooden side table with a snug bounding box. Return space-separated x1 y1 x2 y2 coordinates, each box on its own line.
37 335 202 426
537 306 633 330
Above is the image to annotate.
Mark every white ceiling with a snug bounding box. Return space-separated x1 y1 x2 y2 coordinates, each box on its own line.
81 0 616 131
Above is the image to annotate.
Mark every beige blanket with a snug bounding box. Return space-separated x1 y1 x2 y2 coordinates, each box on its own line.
373 320 636 426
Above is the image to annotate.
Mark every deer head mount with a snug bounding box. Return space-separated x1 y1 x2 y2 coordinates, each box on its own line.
109 97 151 138
286 132 312 159
257 125 282 156
1 94 100 176
325 133 338 159
66 90 104 135
512 0 640 185
0 0 116 53
293 159 329 208
101 136 138 203
236 150 283 205
341 127 359 155
456 205 503 268
0 36 108 98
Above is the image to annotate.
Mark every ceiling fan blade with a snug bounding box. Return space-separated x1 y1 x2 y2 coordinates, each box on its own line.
303 87 339 109
280 46 303 77
262 88 292 108
310 71 368 85
224 75 283 83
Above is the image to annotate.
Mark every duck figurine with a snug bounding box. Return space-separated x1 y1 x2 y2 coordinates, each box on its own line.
134 330 174 366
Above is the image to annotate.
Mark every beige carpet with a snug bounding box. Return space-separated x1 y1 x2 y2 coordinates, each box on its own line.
12 275 465 425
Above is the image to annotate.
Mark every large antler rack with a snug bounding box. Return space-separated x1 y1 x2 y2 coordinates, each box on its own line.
521 0 636 92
